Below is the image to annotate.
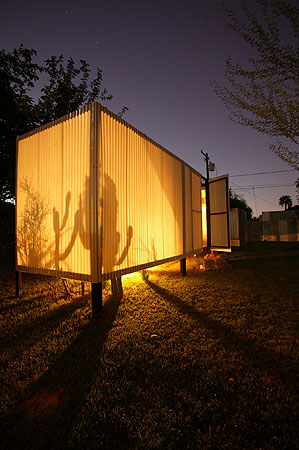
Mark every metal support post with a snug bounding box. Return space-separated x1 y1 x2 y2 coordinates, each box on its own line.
201 150 211 251
111 276 123 297
91 282 102 317
16 271 22 297
180 258 186 276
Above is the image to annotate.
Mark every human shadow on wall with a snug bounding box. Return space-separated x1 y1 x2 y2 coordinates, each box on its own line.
52 176 91 271
17 175 133 294
52 174 132 283
145 278 298 386
2 294 123 450
101 174 133 295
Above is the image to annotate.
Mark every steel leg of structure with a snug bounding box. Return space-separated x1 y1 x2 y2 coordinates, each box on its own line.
16 271 22 297
180 258 186 276
91 282 102 317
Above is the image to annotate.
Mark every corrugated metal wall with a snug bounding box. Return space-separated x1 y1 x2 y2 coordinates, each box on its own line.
16 103 207 282
191 171 203 250
99 108 191 280
16 109 92 279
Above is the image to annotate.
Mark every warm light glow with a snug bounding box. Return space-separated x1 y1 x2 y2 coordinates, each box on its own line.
201 189 207 245
122 272 142 281
16 111 92 276
16 104 230 283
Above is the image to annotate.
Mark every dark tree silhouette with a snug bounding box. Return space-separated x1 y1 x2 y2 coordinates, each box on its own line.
212 0 299 169
0 45 128 202
229 188 253 219
278 194 293 210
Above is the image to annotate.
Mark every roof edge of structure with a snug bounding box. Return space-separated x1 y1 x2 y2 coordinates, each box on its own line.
17 102 203 178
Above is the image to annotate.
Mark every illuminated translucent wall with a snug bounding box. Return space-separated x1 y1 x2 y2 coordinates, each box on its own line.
201 189 207 245
16 103 204 282
16 108 93 280
99 108 202 280
191 171 202 250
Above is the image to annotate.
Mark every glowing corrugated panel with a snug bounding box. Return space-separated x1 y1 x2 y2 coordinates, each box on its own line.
99 109 184 279
184 165 193 253
191 172 202 251
16 103 208 282
16 109 92 279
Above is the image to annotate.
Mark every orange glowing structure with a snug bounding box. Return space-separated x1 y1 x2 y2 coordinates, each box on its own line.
16 103 230 285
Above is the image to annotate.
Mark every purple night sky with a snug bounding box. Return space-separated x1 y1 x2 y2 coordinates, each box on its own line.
1 0 297 216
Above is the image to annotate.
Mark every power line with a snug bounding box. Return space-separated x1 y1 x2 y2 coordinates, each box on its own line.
234 184 294 189
230 169 296 177
187 143 272 158
230 180 283 209
206 142 273 151
214 149 270 158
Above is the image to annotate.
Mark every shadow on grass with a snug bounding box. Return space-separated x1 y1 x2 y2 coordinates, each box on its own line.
2 293 122 450
0 296 89 356
0 294 53 312
145 278 298 385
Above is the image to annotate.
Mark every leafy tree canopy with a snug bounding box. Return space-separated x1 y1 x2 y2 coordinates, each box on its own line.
0 45 126 203
212 0 299 169
229 188 253 219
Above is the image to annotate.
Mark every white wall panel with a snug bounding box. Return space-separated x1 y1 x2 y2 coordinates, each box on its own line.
208 175 230 250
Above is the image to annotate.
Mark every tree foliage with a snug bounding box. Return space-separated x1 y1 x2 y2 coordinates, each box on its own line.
0 45 125 202
212 0 299 169
36 56 113 124
278 194 293 209
0 47 39 202
229 188 253 219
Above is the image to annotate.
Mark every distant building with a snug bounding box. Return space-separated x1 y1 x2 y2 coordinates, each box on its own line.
233 208 299 244
230 208 247 246
261 210 299 242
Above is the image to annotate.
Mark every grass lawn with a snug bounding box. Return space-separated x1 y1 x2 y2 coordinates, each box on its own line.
0 242 298 449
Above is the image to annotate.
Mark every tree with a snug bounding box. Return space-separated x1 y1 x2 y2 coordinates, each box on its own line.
212 0 299 169
278 194 293 209
0 45 126 203
36 55 113 125
0 46 40 202
296 178 299 203
229 188 253 219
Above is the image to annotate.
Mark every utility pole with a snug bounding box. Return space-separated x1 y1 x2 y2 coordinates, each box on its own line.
201 151 211 250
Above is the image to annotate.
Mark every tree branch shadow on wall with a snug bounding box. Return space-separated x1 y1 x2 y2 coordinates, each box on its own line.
17 175 133 297
2 293 122 450
144 278 298 387
17 178 52 268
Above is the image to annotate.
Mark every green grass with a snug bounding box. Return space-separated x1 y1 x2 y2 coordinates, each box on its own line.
0 242 298 449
